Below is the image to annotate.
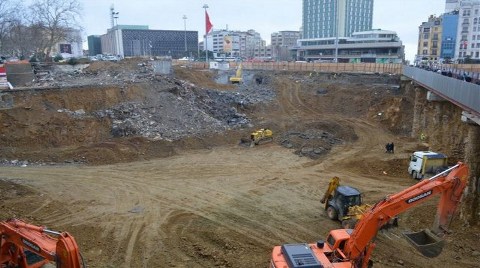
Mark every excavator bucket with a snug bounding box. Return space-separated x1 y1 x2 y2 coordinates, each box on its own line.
403 229 445 258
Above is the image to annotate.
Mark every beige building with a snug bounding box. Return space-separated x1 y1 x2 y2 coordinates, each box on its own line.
416 15 443 64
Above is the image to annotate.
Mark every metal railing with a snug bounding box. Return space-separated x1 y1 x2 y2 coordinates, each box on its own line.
403 65 480 116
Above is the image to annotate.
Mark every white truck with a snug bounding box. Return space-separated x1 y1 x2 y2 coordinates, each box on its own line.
408 151 448 179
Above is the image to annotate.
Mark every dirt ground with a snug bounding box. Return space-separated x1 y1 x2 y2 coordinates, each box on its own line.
1 66 479 267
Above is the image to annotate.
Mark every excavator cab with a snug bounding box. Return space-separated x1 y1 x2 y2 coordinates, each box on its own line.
325 186 362 221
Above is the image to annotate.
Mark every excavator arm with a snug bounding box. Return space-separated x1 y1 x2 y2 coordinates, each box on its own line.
320 176 340 205
0 219 84 268
344 163 469 267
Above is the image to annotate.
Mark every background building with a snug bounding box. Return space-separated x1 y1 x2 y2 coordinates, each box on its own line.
87 35 102 56
295 29 404 63
50 28 83 58
101 25 198 58
441 11 459 61
415 15 443 65
302 0 374 39
445 0 461 12
205 29 267 60
271 31 300 61
452 0 480 62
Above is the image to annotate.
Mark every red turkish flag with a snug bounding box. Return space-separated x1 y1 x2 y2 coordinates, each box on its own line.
205 11 213 33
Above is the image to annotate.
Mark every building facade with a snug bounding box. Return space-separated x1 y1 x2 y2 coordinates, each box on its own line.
87 35 102 56
101 25 198 58
416 15 443 64
50 28 83 58
445 0 461 13
302 0 373 39
205 29 267 60
271 31 300 60
295 29 404 63
455 0 480 61
441 11 459 61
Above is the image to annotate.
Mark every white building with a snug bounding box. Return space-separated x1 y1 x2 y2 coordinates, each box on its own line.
445 0 461 13
205 29 266 60
455 0 480 61
295 29 404 63
50 29 83 58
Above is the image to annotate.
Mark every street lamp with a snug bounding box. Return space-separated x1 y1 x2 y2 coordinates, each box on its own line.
203 4 209 64
183 15 188 55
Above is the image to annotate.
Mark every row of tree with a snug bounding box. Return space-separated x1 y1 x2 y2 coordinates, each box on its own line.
0 0 82 61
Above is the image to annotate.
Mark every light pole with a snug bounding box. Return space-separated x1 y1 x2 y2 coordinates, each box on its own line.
334 0 339 63
183 15 188 56
203 4 209 64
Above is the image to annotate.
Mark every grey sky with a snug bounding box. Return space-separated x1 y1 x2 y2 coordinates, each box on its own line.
81 0 446 62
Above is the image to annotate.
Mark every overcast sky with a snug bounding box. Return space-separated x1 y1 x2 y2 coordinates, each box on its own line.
80 0 447 62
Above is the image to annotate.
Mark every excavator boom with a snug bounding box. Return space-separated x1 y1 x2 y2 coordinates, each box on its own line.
271 162 469 268
0 219 84 268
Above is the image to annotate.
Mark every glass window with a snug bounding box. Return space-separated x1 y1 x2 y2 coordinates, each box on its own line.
327 235 336 247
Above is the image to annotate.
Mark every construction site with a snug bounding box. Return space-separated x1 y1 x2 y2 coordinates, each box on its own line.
0 59 479 268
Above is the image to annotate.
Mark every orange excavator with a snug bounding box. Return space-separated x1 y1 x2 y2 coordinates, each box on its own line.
0 218 85 268
271 162 469 268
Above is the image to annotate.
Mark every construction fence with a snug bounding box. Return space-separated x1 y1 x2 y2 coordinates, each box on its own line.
177 61 403 74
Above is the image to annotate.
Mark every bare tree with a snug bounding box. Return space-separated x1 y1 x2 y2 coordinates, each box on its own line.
0 0 20 55
29 0 82 61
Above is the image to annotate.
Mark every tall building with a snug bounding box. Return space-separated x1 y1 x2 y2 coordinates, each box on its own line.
441 11 459 61
302 0 374 39
445 0 460 12
416 15 443 64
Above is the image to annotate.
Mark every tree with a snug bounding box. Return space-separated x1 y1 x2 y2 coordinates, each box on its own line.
0 0 19 54
28 0 82 61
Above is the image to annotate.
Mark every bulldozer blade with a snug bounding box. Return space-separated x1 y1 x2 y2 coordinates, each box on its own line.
403 229 445 258
239 138 253 147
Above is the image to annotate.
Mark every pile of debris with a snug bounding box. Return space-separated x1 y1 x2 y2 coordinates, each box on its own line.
279 129 344 159
94 75 275 141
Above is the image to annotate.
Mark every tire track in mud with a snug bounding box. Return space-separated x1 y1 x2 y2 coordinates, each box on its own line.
1 148 322 264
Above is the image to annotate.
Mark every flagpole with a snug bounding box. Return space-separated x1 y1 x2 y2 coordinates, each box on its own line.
203 4 209 66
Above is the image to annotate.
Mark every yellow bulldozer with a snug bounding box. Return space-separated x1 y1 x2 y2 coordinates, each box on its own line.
239 128 273 147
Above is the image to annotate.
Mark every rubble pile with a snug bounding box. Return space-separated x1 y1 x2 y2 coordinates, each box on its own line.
29 60 157 87
279 129 344 159
93 73 275 141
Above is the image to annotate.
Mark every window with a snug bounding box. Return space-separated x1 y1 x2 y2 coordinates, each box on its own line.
423 41 428 47
476 52 479 58
424 33 429 39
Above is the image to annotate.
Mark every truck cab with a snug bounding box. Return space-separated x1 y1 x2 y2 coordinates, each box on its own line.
408 151 448 180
